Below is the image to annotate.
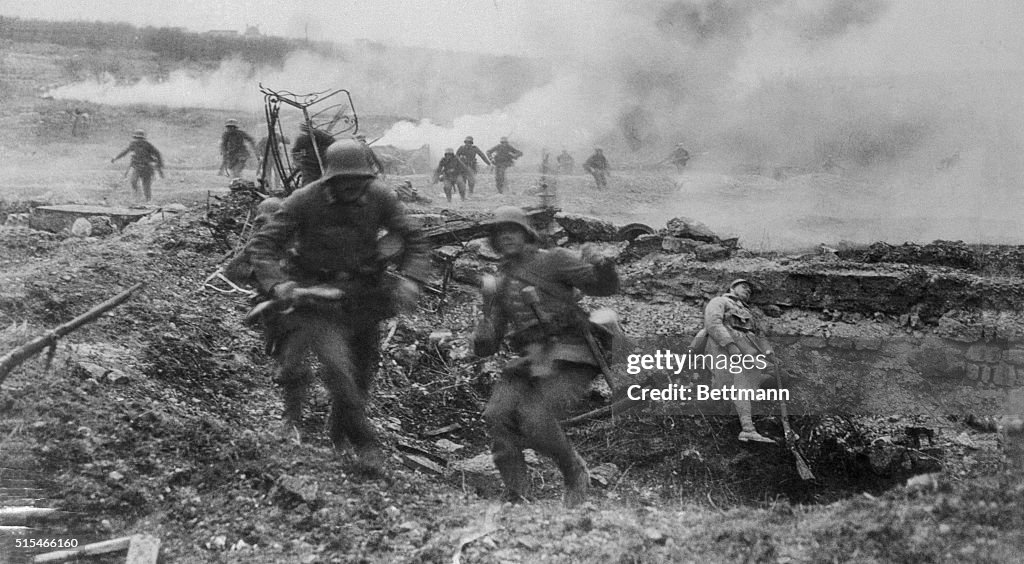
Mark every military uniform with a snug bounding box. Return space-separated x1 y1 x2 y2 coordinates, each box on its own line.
220 122 256 179
474 207 619 505
112 131 163 202
702 280 775 442
291 127 336 186
434 151 470 202
248 140 428 460
582 150 609 190
486 140 523 194
456 140 491 194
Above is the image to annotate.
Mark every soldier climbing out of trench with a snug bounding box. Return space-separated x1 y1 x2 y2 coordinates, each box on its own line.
692 279 777 443
473 206 620 506
246 139 428 471
111 129 163 203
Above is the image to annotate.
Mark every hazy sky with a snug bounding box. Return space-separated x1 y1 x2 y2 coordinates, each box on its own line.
3 0 1023 68
1 0 532 55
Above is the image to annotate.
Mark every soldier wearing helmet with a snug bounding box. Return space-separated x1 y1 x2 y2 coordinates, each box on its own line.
700 279 777 443
485 137 523 194
219 119 257 179
111 129 164 202
473 205 619 507
433 147 471 203
292 122 336 186
582 147 610 190
247 139 429 471
455 135 491 195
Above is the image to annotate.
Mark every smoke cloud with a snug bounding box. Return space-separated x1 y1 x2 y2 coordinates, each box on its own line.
44 0 1024 246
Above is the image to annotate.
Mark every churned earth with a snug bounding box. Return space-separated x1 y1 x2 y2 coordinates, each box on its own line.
2 41 1024 564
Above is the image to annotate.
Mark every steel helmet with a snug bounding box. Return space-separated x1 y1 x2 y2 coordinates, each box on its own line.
500 136 509 143
488 206 538 245
729 278 755 292
131 129 146 139
464 136 473 143
444 148 455 154
225 118 238 128
320 139 377 179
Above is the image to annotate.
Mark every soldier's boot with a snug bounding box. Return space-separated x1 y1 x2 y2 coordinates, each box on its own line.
493 446 530 503
279 385 306 440
330 400 384 471
737 410 775 444
560 452 590 508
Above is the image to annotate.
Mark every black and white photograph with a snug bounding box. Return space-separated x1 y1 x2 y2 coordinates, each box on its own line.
1 1 1022 562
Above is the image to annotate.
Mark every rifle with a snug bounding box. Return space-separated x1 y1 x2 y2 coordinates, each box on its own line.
0 283 145 385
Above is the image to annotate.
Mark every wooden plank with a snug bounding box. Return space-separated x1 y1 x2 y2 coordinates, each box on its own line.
33 536 131 563
35 204 153 217
0 507 58 525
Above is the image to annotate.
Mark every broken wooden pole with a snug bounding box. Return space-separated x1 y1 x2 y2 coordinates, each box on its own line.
0 283 145 384
562 396 647 428
0 507 59 525
32 534 160 563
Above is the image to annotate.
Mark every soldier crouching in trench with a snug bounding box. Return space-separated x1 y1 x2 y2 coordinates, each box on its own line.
246 139 428 470
472 206 620 507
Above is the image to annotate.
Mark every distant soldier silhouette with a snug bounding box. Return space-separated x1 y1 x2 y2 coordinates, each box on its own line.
111 129 163 202
486 137 523 194
220 118 257 179
456 136 491 195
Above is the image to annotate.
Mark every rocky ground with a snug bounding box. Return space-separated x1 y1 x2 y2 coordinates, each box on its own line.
1 172 1022 563
1 40 1023 564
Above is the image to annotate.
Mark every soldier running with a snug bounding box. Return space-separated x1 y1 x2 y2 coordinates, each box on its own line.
220 119 257 179
486 137 523 194
456 136 491 195
247 139 428 470
433 148 471 203
582 147 610 190
473 206 620 506
111 129 163 202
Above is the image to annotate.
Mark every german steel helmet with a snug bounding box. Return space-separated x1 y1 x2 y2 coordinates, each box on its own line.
320 140 377 179
464 136 473 142
488 206 538 242
131 129 146 139
225 118 238 127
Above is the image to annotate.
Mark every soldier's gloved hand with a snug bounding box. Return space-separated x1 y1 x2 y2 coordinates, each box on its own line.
395 278 420 312
272 281 298 301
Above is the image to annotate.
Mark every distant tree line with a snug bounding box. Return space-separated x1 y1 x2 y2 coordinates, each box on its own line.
0 17 296 65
